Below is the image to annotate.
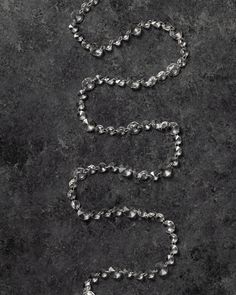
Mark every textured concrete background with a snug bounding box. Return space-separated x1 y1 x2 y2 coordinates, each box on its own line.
0 0 235 294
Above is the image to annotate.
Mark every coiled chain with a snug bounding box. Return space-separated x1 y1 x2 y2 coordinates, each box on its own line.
67 0 189 294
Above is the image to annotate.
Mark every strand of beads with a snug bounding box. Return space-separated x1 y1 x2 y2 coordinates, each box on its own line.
67 0 189 294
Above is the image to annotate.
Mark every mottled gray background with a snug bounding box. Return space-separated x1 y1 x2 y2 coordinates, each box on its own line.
0 0 235 294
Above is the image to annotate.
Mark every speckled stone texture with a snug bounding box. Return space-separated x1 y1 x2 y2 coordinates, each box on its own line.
0 0 235 294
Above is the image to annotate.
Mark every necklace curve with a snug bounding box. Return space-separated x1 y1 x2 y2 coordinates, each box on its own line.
67 0 189 294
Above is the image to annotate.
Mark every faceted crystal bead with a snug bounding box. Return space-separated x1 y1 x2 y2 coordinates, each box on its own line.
73 33 80 39
161 121 169 129
155 213 165 222
105 44 113 51
98 162 107 173
137 170 149 181
152 21 161 28
171 160 179 167
85 291 94 295
72 27 79 33
145 76 157 87
113 272 122 279
142 120 152 130
69 178 77 188
144 21 151 29
93 214 101 220
67 190 76 200
91 277 98 283
128 210 137 218
88 165 97 174
162 23 173 31
127 121 142 134
101 272 108 279
82 77 95 91
163 168 172 178
164 220 175 233
171 233 178 243
148 273 155 280
123 34 130 41
157 71 167 81
117 126 126 135
171 124 180 135
133 27 142 36
77 209 84 217
106 126 116 135
137 273 145 280
96 125 105 134
123 168 133 178
150 171 159 181
83 213 91 221
175 135 182 145
127 272 134 278
75 14 84 24
114 40 121 46
128 81 141 89
171 245 178 255
78 172 87 180
90 47 103 57
106 78 115 85
87 121 96 132
167 63 180 77
175 146 182 156
167 254 174 265
159 266 168 276
71 200 80 210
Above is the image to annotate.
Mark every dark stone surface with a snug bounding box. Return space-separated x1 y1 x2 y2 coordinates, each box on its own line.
0 0 235 294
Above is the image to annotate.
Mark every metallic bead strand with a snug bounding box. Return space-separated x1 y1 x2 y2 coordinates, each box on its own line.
68 1 189 294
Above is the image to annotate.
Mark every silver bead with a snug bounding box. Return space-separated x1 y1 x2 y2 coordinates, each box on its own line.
171 245 178 255
83 213 91 221
98 162 107 173
105 44 113 51
113 272 122 280
156 71 167 81
123 34 130 41
171 233 178 243
150 171 159 181
163 168 172 178
159 266 168 276
167 254 174 265
96 124 105 134
128 210 137 218
132 27 142 36
117 126 127 135
152 21 161 28
123 168 133 178
145 76 157 87
91 47 103 57
147 273 155 280
155 213 165 222
75 14 84 24
175 135 182 145
82 77 95 91
87 121 96 132
175 146 182 156
106 126 116 135
88 165 97 174
101 272 108 279
67 190 76 200
127 121 142 134
137 170 149 181
128 81 141 89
